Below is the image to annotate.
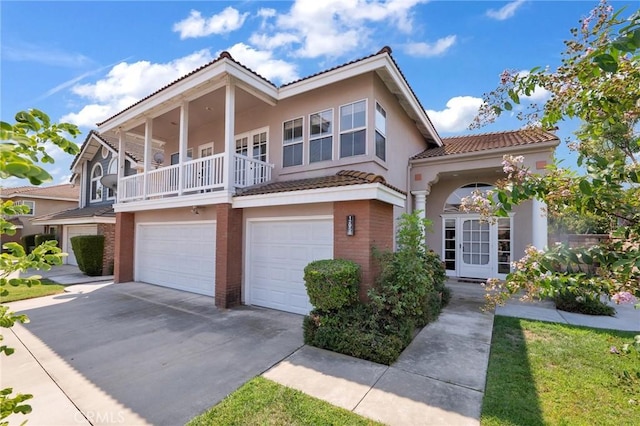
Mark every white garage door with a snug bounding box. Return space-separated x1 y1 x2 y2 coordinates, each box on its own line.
136 222 216 296
64 225 98 266
247 218 333 314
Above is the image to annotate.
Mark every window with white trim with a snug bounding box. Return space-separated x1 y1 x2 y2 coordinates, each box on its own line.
14 200 35 216
375 102 386 161
90 163 103 202
309 109 333 163
107 158 117 200
283 118 303 167
340 100 366 158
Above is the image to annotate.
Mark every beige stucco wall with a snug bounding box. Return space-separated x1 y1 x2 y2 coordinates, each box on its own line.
16 197 78 236
134 206 218 224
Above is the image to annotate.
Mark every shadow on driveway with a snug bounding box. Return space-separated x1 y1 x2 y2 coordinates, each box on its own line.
10 282 303 425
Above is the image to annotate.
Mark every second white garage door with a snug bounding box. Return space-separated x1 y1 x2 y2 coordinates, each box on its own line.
136 222 216 296
247 218 333 314
64 225 98 266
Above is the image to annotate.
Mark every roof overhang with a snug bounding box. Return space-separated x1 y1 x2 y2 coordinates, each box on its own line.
98 58 278 133
32 216 115 226
232 183 406 209
70 132 137 174
279 53 442 146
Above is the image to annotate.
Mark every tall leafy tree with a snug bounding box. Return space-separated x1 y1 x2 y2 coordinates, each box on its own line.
465 1 639 306
1 109 80 424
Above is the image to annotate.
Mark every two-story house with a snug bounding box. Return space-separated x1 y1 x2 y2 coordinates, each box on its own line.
1 184 79 248
93 46 557 315
33 131 145 274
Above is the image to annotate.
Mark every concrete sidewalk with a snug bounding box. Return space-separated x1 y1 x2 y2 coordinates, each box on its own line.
264 281 639 425
25 264 114 285
265 283 491 426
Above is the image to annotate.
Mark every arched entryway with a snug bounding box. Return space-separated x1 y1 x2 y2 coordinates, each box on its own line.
442 183 513 279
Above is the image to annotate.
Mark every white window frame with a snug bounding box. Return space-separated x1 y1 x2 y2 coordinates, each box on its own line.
101 146 109 159
309 108 333 164
90 163 103 203
106 158 118 200
199 142 214 158
14 200 35 216
375 101 386 161
339 99 367 158
283 117 304 167
235 127 269 162
170 148 193 165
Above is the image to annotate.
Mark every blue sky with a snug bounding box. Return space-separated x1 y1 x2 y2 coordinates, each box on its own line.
1 0 625 186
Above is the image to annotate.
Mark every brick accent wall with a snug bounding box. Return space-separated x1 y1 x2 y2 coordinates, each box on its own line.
334 200 394 301
114 212 135 283
215 204 243 308
97 223 115 275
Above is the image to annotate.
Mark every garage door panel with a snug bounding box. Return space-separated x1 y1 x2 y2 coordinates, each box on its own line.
136 223 215 296
65 225 98 266
248 219 333 315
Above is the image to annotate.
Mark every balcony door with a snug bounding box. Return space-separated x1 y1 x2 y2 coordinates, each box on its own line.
235 127 269 186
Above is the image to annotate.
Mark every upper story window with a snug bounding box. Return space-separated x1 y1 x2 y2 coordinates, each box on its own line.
14 200 35 216
283 118 303 167
309 109 333 163
90 163 103 202
375 103 386 161
340 100 366 158
107 159 117 200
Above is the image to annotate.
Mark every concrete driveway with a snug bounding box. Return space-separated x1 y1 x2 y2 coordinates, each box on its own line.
2 282 303 425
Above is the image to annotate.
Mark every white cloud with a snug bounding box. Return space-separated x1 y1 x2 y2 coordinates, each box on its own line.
486 1 526 21
223 43 299 84
516 70 551 101
426 96 484 133
3 41 91 68
61 50 213 127
173 7 249 39
251 0 426 59
404 35 457 57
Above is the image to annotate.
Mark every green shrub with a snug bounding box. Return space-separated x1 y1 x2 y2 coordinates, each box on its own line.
20 234 37 254
304 259 360 312
70 235 104 276
554 290 615 316
34 234 58 247
303 305 412 365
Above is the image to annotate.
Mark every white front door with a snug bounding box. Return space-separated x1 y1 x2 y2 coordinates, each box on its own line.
459 218 492 278
443 216 513 279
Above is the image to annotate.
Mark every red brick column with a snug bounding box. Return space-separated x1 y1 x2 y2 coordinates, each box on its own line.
97 223 116 275
215 204 243 308
334 200 394 301
114 212 134 283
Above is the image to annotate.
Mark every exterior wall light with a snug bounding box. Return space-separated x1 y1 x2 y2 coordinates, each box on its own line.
346 215 356 236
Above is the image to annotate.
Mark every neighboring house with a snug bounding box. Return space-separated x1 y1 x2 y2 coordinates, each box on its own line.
91 46 557 315
1 184 79 247
33 131 141 274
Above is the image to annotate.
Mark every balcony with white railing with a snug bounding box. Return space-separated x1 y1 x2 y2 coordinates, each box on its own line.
118 153 273 203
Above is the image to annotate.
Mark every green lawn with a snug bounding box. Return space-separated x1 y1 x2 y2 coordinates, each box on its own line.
482 316 640 426
187 376 381 426
0 278 65 303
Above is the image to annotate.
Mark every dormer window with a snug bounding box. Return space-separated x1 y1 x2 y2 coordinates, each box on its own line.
91 163 103 202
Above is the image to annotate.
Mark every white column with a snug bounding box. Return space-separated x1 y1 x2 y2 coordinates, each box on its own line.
117 129 126 203
223 78 235 191
411 190 428 220
531 198 548 249
178 101 189 196
80 160 87 207
143 118 153 199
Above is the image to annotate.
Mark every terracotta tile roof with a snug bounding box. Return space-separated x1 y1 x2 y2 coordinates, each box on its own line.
1 184 79 200
97 51 276 127
236 170 405 197
411 128 559 160
33 205 115 222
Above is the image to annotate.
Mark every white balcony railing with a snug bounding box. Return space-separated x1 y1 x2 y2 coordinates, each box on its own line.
118 153 273 202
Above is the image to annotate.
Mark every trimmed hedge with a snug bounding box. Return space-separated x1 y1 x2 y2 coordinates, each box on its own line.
70 235 104 276
304 259 360 312
554 290 615 316
20 234 37 254
35 234 58 246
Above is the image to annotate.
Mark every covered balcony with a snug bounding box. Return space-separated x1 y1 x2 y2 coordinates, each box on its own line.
96 58 279 210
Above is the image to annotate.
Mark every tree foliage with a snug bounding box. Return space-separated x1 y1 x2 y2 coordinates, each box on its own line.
466 1 640 306
1 109 80 424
